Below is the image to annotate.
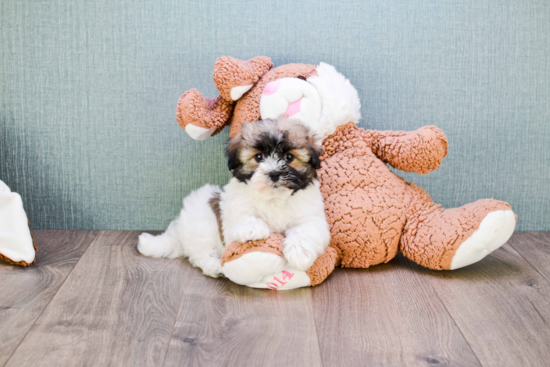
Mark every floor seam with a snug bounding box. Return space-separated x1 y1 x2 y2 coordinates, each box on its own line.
2 230 100 367
426 273 485 367
310 289 325 367
508 241 550 285
161 265 192 367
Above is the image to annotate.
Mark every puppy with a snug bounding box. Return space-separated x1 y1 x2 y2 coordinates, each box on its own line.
137 118 330 277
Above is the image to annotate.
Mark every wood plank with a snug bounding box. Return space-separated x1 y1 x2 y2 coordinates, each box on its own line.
164 267 323 367
0 230 97 366
508 232 550 283
416 236 550 367
312 260 481 366
5 231 190 367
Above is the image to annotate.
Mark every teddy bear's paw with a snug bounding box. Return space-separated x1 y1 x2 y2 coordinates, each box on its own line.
222 251 310 290
176 90 233 140
185 124 217 141
283 238 318 271
451 210 516 270
230 222 271 243
213 56 273 101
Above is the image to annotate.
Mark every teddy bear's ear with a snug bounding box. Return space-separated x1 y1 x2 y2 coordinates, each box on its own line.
213 56 273 101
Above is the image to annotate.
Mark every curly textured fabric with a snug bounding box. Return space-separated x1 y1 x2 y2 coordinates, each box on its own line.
319 124 409 268
221 234 339 286
401 190 513 270
306 245 338 286
176 90 233 136
221 233 285 266
213 56 273 101
320 123 448 174
175 59 312 138
179 59 516 287
319 123 511 270
368 126 448 174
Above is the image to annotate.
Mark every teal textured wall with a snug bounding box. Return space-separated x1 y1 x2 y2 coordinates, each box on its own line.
1 0 549 231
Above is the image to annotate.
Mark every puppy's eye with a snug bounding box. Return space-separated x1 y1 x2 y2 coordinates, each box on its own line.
285 153 294 163
255 153 263 162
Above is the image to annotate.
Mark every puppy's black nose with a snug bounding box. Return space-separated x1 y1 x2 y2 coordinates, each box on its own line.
269 171 281 182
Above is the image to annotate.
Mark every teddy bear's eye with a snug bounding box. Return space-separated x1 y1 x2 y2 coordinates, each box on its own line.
285 153 294 163
255 153 263 162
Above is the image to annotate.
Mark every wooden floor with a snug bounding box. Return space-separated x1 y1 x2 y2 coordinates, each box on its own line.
1 231 550 367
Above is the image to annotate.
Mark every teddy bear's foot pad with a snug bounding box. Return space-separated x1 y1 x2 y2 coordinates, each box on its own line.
451 210 516 270
185 124 217 141
222 252 310 290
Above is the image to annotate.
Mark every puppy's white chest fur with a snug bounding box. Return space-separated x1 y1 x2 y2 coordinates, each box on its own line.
220 178 326 243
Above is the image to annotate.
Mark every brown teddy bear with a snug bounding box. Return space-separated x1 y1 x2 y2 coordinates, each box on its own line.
176 56 516 290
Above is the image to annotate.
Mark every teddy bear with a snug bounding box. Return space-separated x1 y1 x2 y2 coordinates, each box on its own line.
175 56 516 290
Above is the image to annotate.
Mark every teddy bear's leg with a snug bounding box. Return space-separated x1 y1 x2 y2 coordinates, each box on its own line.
400 184 516 270
213 56 273 101
221 234 338 289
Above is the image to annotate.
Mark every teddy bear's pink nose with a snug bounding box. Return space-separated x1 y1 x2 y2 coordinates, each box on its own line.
263 80 280 96
284 98 302 117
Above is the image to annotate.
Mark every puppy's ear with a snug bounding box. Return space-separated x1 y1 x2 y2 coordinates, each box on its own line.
225 133 242 171
308 141 322 170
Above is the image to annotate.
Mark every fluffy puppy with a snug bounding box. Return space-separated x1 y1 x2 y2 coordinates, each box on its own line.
137 118 330 277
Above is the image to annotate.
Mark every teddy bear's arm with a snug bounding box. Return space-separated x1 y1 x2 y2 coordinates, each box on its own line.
177 56 273 140
367 126 448 174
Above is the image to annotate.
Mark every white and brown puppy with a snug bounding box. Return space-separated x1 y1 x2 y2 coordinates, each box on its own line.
137 118 330 277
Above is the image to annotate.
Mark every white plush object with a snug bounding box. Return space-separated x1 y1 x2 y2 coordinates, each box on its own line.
307 62 362 138
185 124 216 141
222 252 310 290
451 210 516 269
259 63 362 140
230 84 253 100
260 77 323 135
0 180 35 265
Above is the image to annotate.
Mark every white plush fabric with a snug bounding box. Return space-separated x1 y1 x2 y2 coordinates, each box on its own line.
307 62 362 138
0 180 35 264
185 124 216 140
230 84 253 100
451 210 516 269
222 251 310 290
258 64 362 140
260 77 323 135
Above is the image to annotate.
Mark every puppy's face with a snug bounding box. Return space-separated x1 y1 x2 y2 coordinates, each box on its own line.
226 118 322 196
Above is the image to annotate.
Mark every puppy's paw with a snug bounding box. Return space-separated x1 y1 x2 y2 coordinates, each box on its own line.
283 237 318 271
198 257 224 278
231 222 271 243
